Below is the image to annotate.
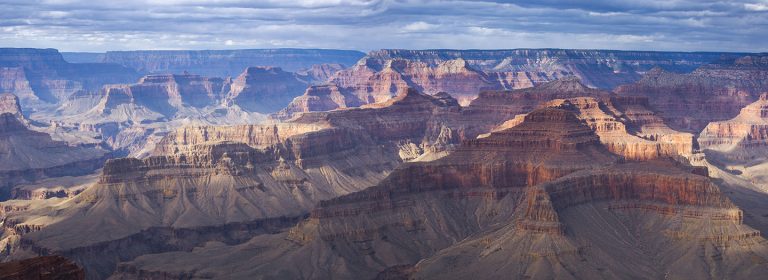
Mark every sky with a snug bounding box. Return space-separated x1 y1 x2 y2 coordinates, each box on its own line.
1 0 767 52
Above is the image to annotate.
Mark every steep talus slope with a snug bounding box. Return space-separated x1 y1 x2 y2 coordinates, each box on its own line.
0 255 84 280
615 54 768 133
110 108 767 279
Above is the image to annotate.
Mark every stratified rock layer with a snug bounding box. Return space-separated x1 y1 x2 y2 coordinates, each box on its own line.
109 108 765 280
615 55 768 132
700 93 768 161
5 88 477 278
276 49 737 116
225 66 309 113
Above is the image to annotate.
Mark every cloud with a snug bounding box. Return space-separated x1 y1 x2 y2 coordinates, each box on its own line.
0 0 765 52
402 21 438 32
745 3 768 11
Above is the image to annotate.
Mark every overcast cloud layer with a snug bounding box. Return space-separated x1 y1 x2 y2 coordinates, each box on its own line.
1 0 767 52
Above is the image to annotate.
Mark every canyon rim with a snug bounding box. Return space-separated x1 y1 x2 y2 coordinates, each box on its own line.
1 0 768 279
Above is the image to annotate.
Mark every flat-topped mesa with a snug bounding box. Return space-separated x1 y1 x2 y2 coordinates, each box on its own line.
318 108 617 208
537 97 695 161
92 73 228 120
465 108 600 151
699 92 768 160
135 73 228 109
463 78 611 134
139 73 228 107
270 85 349 121
299 88 463 144
225 66 309 113
533 76 596 93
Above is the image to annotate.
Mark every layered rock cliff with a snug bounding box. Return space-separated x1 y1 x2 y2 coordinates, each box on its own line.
3 88 478 278
109 108 766 280
537 96 694 161
225 66 309 113
615 55 768 133
0 48 139 110
0 110 108 196
273 49 735 117
90 49 365 76
699 93 768 161
51 72 264 155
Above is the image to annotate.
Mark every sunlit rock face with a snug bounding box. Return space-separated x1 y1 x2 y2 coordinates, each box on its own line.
700 93 768 160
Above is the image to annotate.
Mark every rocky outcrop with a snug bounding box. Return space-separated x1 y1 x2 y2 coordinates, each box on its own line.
539 96 694 161
0 255 84 280
459 77 611 135
699 93 768 161
51 73 249 154
98 73 229 116
0 93 24 123
225 66 309 113
697 93 768 190
94 49 365 76
271 85 348 120
615 55 768 132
